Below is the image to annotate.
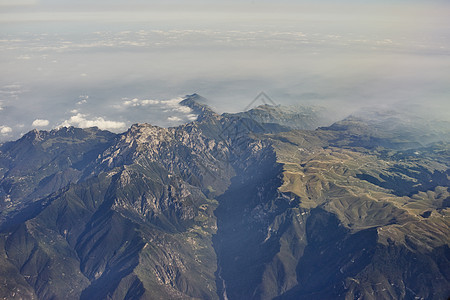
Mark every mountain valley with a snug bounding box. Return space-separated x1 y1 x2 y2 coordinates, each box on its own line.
0 94 448 300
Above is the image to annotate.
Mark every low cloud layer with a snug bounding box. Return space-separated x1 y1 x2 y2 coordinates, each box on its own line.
32 119 49 127
0 1 449 141
118 97 198 124
0 126 12 136
59 113 127 131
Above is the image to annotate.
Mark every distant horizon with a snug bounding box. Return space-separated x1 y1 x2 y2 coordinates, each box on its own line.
1 0 449 141
2 91 448 146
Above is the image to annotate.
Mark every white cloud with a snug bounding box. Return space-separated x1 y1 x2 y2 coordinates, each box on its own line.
76 95 89 105
123 98 162 107
59 113 126 131
1 84 21 89
167 116 182 122
32 119 49 127
160 98 185 108
121 97 193 115
122 97 184 108
0 126 12 135
120 96 196 124
17 54 31 60
187 114 198 121
141 99 160 105
175 105 192 114
123 98 140 107
0 84 24 99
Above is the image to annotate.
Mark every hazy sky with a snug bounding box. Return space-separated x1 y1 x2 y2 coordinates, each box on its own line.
1 0 449 141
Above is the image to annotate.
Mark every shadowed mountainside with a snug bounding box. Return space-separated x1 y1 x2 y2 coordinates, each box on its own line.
0 94 448 299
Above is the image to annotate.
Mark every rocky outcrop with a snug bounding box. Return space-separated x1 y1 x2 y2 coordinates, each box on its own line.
0 94 448 299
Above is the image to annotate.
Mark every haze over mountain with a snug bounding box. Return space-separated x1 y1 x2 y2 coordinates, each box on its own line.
1 0 449 298
0 94 448 299
1 0 449 141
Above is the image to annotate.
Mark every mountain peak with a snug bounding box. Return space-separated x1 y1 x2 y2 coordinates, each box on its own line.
179 93 217 121
20 128 47 143
1 98 449 300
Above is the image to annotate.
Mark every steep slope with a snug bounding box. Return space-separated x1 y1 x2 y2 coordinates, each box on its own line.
0 94 448 300
0 96 287 299
323 109 450 149
0 127 116 230
0 119 229 299
229 104 329 130
212 123 449 299
271 132 449 299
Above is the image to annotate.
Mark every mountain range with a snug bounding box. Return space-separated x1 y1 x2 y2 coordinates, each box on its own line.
0 94 449 299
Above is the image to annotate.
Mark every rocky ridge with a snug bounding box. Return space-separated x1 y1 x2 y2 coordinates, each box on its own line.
0 94 448 299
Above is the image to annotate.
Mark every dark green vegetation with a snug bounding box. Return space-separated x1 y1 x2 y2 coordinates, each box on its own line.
0 94 449 299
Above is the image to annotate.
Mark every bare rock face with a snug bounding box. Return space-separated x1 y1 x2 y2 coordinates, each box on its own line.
0 94 449 300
